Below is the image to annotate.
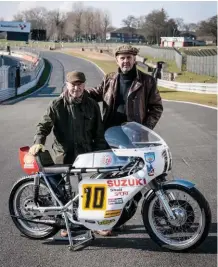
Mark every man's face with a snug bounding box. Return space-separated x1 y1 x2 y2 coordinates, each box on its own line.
66 81 85 98
116 53 136 73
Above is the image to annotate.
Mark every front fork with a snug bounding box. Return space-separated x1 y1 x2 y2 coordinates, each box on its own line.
149 176 176 220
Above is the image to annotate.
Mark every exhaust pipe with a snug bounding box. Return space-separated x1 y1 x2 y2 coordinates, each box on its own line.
10 214 60 227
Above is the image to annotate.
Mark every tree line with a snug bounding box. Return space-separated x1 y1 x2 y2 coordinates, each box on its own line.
2 3 217 43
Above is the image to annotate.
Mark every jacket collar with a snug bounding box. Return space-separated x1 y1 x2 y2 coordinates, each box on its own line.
110 65 143 96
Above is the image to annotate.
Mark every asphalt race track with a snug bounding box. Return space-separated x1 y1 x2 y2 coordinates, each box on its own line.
0 51 217 267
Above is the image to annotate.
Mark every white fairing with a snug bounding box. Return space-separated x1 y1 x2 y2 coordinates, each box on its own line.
73 151 129 168
77 122 172 231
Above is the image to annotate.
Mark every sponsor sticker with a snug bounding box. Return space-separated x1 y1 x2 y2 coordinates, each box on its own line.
101 154 113 166
144 152 155 163
98 219 115 225
104 209 121 218
24 153 35 169
146 164 155 176
114 191 128 197
108 198 123 205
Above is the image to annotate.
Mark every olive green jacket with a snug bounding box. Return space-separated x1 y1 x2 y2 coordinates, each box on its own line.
34 93 108 164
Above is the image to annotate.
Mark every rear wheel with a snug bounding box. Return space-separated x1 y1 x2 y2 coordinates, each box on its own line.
9 177 59 240
142 185 211 252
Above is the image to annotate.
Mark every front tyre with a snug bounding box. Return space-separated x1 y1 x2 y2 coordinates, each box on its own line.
142 184 211 252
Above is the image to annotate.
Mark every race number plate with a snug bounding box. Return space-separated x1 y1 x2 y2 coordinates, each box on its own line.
82 184 107 211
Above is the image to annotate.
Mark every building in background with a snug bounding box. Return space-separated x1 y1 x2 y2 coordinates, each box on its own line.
106 27 145 43
160 36 206 47
0 21 31 41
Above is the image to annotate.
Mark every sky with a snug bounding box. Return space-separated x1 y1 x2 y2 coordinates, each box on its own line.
0 1 217 27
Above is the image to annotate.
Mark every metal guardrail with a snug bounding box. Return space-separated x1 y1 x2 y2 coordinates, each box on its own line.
0 88 16 102
157 79 217 94
0 48 45 102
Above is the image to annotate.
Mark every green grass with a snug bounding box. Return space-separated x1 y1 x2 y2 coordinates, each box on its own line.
142 54 217 83
62 50 217 107
2 58 51 102
159 86 217 107
143 55 180 73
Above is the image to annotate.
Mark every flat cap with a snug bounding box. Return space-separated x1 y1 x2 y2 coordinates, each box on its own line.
115 45 139 56
66 71 86 83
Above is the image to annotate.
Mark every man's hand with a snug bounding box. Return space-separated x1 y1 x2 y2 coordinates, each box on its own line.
29 144 45 155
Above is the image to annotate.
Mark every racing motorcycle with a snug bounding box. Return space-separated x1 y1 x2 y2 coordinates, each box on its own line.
9 122 211 251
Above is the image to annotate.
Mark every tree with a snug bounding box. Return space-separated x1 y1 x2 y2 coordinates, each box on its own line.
122 15 137 28
46 10 66 40
101 10 111 41
175 18 185 31
143 8 169 44
72 2 84 41
197 15 217 43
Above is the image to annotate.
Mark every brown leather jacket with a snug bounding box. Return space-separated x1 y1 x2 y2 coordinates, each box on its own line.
86 67 163 130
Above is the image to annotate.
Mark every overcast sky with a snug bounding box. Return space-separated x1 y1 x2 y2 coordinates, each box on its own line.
0 1 217 27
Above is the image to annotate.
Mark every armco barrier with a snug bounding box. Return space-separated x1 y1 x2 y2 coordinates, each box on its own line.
157 79 217 94
0 58 45 102
17 59 44 95
0 88 16 102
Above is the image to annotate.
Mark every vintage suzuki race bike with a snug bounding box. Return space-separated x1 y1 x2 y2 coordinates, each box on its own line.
9 122 211 252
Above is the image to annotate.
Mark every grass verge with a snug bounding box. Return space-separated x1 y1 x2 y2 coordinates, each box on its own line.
62 50 217 107
142 55 217 83
1 58 51 102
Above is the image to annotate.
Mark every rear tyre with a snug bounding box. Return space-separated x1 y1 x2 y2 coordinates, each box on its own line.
9 177 59 240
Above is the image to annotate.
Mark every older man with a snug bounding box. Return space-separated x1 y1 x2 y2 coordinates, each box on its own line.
85 44 163 131
29 71 108 237
30 71 107 163
85 45 164 236
61 45 163 236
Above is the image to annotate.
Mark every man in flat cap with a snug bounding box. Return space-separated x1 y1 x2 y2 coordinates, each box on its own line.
86 44 163 131
29 71 107 162
29 71 108 236
84 44 163 236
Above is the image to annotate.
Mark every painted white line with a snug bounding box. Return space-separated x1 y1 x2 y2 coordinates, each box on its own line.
163 99 217 110
61 51 218 111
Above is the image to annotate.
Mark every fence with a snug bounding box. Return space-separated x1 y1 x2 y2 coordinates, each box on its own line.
157 79 217 94
0 46 44 102
186 55 217 77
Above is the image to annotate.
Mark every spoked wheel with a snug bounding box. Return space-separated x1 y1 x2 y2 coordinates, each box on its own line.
142 185 211 252
9 177 59 239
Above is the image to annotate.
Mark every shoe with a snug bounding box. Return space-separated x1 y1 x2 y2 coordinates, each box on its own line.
94 230 113 236
60 229 68 237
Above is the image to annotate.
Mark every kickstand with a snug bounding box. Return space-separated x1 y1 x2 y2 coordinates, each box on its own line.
60 212 95 251
63 212 74 250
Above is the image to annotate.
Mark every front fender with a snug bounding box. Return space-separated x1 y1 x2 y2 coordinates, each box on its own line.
141 179 195 215
163 179 195 189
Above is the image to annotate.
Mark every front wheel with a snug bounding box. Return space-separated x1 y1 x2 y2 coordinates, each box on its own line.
142 184 211 252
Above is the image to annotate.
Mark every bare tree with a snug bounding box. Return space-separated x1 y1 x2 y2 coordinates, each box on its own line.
46 9 66 40
13 13 25 22
20 7 48 29
122 15 137 28
101 10 111 41
72 2 84 41
82 7 95 40
175 18 186 31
